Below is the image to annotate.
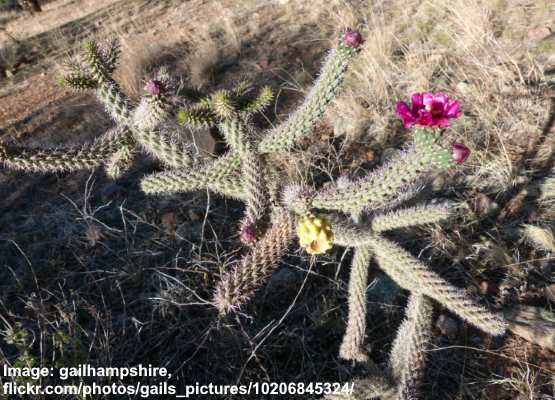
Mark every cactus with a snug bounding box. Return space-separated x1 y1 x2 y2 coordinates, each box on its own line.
338 245 372 362
390 294 434 400
311 129 452 214
0 127 132 172
213 210 295 314
1 39 194 176
137 30 362 313
4 30 508 400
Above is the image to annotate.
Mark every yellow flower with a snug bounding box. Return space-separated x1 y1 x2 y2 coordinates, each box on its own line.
296 213 334 255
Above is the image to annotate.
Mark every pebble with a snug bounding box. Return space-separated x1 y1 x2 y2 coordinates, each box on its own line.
528 27 552 41
436 314 459 339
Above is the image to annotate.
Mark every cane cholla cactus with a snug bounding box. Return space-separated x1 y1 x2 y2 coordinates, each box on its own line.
389 294 434 400
325 294 434 400
303 93 505 400
138 29 362 314
0 38 194 176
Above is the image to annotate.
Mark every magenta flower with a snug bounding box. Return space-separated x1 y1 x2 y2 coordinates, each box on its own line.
239 223 257 244
343 28 363 49
452 143 470 164
396 92 461 128
145 79 161 96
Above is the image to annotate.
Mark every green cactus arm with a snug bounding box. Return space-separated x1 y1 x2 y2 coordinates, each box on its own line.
311 132 452 213
367 235 507 336
212 210 295 314
177 107 217 129
105 143 136 179
239 85 274 115
231 79 252 98
0 128 132 173
60 74 98 90
324 360 396 400
371 202 452 232
129 91 195 169
217 115 268 230
95 80 131 124
84 40 131 124
240 150 268 229
84 40 112 84
217 116 252 154
257 44 357 154
330 216 374 247
140 154 244 199
210 90 236 120
134 130 194 169
339 245 373 362
98 37 120 75
389 294 434 400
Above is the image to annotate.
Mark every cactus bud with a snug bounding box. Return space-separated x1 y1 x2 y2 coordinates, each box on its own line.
343 28 363 49
296 213 334 255
452 143 470 164
145 79 162 96
239 223 257 244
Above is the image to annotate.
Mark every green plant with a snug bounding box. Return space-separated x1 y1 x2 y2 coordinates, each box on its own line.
0 38 193 177
0 30 507 400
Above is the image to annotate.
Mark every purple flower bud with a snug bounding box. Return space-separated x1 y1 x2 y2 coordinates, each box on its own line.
239 223 257 244
452 143 470 164
343 28 363 49
145 79 161 96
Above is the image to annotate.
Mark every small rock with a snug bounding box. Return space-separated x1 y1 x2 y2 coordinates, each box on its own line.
85 224 104 247
479 280 489 295
504 306 555 352
265 267 297 295
436 314 459 339
187 127 217 155
528 27 552 41
545 284 555 303
161 212 178 234
187 209 201 222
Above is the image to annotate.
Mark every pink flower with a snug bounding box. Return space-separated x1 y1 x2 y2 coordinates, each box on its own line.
452 143 470 164
239 223 257 244
343 28 363 49
145 79 161 96
396 92 461 128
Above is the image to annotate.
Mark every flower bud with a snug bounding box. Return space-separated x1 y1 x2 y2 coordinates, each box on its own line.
239 223 257 244
343 28 363 49
452 143 470 164
145 79 161 96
